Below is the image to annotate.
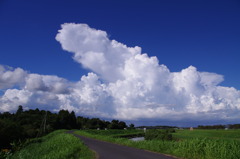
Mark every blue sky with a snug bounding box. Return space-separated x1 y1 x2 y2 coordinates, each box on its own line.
1 0 239 88
0 0 240 126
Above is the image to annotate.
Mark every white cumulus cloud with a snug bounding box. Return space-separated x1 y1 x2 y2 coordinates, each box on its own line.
0 23 240 125
0 65 27 89
56 23 141 82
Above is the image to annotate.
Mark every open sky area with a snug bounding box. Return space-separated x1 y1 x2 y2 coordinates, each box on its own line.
0 0 240 126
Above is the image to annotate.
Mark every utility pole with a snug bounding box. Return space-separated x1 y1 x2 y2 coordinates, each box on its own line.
36 111 47 138
43 111 47 133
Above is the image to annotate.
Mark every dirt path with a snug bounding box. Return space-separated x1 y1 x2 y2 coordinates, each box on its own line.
67 131 178 159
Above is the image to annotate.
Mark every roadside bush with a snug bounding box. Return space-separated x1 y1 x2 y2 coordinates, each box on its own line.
145 129 173 141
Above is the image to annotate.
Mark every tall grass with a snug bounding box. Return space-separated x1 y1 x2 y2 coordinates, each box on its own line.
173 138 240 159
75 129 240 159
10 130 94 159
173 129 240 140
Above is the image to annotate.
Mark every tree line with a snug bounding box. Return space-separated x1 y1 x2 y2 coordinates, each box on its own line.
0 105 133 149
198 124 240 129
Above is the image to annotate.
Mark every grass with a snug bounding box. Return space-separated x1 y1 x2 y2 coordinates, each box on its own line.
80 129 144 138
74 129 240 159
171 137 240 159
173 129 240 140
10 130 95 159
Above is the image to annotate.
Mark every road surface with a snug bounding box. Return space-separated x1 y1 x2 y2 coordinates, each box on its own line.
67 131 178 159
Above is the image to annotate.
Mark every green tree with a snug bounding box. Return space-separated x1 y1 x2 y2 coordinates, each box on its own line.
0 119 24 149
16 105 23 115
108 120 119 129
69 111 77 129
129 123 135 129
118 121 127 129
56 110 77 129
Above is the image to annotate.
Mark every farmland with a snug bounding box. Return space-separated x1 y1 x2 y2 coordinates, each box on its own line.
75 129 240 159
2 129 240 159
173 129 240 140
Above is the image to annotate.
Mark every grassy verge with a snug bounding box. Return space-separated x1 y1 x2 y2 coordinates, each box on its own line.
75 129 240 159
9 130 95 159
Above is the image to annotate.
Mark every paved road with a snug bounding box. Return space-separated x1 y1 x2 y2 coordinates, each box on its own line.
68 131 178 159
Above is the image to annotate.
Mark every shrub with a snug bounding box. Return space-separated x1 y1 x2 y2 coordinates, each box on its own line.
145 129 173 141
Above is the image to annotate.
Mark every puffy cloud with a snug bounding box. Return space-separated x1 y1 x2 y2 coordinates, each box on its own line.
55 23 240 123
56 23 141 82
0 23 240 126
25 74 71 94
0 65 27 89
0 89 32 112
0 65 72 112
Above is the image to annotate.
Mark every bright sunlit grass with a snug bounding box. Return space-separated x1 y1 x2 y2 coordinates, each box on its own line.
10 130 94 159
75 129 240 159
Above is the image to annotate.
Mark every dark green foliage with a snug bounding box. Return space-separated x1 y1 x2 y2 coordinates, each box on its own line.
0 112 13 119
118 121 127 129
76 116 86 129
69 111 77 128
229 124 240 129
0 105 131 150
129 123 135 129
137 125 177 129
86 118 108 129
76 118 127 130
108 120 127 129
198 124 225 129
167 128 176 133
108 120 119 129
0 119 24 149
16 105 23 115
55 110 77 129
78 129 144 138
145 129 173 141
0 107 77 149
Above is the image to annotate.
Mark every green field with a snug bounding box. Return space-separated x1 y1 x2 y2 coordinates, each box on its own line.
173 129 240 140
4 129 240 159
8 130 94 159
75 129 240 159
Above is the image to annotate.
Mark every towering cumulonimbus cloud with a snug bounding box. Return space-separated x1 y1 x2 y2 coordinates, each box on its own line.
55 23 141 82
55 23 240 121
0 23 240 124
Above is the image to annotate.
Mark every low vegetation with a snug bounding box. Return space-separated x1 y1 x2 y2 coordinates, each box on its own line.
1 106 240 159
6 130 94 159
145 129 174 141
75 129 240 159
173 129 240 140
0 105 130 150
81 129 144 138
